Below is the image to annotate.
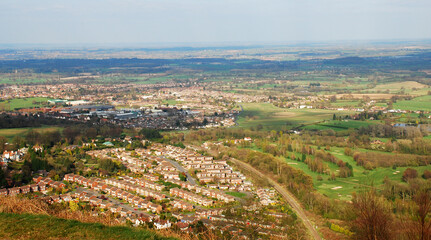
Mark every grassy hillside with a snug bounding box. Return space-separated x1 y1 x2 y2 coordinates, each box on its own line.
0 126 63 141
393 95 431 111
236 102 354 130
0 213 175 240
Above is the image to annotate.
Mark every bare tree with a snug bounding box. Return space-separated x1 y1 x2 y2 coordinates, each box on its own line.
404 190 431 240
352 190 393 240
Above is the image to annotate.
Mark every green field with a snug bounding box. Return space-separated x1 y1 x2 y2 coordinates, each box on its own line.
0 78 52 85
162 99 180 105
331 101 361 107
236 103 354 130
0 97 50 110
302 120 376 132
393 95 431 111
225 191 247 198
0 213 173 240
0 126 63 140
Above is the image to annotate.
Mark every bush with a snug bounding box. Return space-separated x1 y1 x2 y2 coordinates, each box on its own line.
402 168 418 182
422 170 431 179
330 223 354 237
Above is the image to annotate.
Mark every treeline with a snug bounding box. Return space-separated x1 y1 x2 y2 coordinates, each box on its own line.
353 151 431 169
165 128 268 144
359 124 429 139
384 138 431 155
0 113 70 128
21 125 123 147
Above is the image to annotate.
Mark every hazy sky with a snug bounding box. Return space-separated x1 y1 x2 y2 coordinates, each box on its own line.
1 0 431 45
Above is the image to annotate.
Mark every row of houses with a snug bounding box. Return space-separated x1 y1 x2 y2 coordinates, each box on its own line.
0 183 45 196
0 176 65 197
120 175 165 191
166 179 235 203
1 149 25 163
104 178 166 201
152 145 247 187
256 188 277 206
63 174 163 213
44 191 157 223
33 177 66 190
171 199 195 211
170 188 213 206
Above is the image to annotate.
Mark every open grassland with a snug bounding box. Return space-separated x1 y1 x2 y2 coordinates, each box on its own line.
335 93 396 100
371 81 428 91
367 81 431 96
330 100 361 107
0 97 50 110
0 126 63 140
284 146 430 200
237 103 354 130
143 74 192 84
225 191 247 198
0 213 174 240
0 78 51 85
393 95 431 111
302 120 377 132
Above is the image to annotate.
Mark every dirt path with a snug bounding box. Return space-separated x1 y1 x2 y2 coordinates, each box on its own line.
230 158 323 240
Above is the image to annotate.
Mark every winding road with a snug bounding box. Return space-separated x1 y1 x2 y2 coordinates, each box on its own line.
230 158 323 240
160 156 197 185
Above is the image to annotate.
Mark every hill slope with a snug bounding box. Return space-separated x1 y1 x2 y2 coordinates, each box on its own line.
0 212 175 240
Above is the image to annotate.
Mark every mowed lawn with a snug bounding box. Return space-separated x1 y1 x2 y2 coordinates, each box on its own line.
0 126 63 140
393 95 431 111
236 103 354 130
284 146 431 201
0 97 50 110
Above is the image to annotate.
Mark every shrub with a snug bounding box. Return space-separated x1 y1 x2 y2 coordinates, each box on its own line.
402 168 418 182
422 170 431 179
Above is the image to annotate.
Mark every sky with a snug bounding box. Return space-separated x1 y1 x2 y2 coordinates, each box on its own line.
1 0 431 46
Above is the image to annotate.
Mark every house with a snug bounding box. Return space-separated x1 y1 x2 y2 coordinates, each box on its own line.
33 176 43 183
109 205 119 213
30 184 39 192
51 195 61 203
0 188 8 196
148 203 162 213
38 183 47 192
181 215 197 224
20 185 31 194
64 174 76 182
8 187 20 196
154 220 171 229
60 194 72 202
90 198 102 206
176 222 189 231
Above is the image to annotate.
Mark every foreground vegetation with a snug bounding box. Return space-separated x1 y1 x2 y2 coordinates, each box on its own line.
0 213 174 240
